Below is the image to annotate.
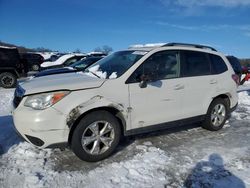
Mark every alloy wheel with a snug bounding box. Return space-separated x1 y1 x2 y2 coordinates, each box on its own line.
211 104 226 127
81 121 115 155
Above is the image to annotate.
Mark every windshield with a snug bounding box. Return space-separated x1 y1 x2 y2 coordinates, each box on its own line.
85 50 146 79
70 57 101 70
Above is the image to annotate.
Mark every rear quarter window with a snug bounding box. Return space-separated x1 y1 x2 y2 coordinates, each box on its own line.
210 54 228 74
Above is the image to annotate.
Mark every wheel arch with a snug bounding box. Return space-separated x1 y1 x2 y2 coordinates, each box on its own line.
212 94 230 108
67 106 127 146
205 94 231 115
0 69 19 77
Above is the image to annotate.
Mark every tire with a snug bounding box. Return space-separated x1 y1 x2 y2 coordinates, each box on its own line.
0 72 17 88
240 78 245 85
32 64 40 71
71 110 121 162
202 98 229 131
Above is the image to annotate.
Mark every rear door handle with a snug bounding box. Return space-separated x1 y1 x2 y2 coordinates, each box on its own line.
174 84 184 90
210 79 217 84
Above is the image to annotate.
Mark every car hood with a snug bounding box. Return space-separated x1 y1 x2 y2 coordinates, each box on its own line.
20 72 105 95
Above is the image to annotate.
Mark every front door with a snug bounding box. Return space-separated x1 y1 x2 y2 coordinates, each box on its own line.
127 50 185 130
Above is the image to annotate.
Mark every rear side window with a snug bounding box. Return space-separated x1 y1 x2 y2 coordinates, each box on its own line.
181 51 211 77
210 54 228 74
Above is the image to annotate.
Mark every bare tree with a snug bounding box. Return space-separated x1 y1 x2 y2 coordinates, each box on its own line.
94 45 113 54
94 47 102 52
102 45 113 54
73 48 81 53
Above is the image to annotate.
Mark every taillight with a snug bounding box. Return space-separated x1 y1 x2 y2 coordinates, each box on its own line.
232 74 240 86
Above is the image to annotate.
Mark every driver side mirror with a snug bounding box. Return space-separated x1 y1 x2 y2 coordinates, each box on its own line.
139 80 147 88
139 74 150 88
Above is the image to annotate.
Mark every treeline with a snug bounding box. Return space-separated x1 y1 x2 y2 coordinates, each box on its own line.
240 59 250 66
0 41 53 53
0 40 248 65
0 40 113 54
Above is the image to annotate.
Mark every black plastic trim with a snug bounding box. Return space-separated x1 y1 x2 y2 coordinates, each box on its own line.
164 43 217 51
25 135 44 147
46 142 68 149
124 115 205 136
229 103 238 113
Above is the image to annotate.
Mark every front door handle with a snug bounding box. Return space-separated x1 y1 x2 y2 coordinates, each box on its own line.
174 84 184 90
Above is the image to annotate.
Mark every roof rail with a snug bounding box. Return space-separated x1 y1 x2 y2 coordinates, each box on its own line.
164 42 217 51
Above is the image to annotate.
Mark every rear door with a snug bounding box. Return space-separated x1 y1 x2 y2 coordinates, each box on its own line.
180 50 217 118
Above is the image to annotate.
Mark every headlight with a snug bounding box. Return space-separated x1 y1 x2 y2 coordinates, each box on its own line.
24 91 70 110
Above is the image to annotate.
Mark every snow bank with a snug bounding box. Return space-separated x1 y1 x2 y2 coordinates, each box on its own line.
0 89 14 116
232 91 250 120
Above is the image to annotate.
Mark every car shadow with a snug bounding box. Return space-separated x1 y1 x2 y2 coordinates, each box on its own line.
183 153 246 188
0 115 22 156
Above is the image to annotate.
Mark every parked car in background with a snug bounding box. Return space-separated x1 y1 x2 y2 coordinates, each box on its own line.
87 52 107 57
0 46 26 88
13 43 238 162
44 53 63 62
226 56 242 81
20 52 44 71
40 54 86 70
240 65 250 85
35 56 103 77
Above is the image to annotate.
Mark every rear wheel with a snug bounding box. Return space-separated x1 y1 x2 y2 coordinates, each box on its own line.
71 111 121 162
202 98 228 131
0 72 17 88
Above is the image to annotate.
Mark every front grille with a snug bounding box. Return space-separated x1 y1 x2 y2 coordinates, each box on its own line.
13 84 25 108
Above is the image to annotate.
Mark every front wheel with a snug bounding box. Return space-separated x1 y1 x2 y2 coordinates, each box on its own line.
202 98 229 131
71 111 121 162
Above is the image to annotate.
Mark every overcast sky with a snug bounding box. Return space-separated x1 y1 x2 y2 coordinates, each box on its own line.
0 0 250 57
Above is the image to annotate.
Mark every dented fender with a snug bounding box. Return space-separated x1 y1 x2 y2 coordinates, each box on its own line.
66 95 129 131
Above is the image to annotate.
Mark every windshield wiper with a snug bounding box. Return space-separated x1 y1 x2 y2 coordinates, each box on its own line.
85 70 101 78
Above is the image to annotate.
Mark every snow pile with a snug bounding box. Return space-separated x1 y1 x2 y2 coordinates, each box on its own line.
109 72 117 79
232 91 250 120
86 65 118 79
82 146 168 187
0 143 53 188
238 91 250 107
0 143 171 187
129 43 166 48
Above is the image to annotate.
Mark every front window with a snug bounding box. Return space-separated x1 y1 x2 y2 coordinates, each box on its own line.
85 51 146 79
127 50 180 83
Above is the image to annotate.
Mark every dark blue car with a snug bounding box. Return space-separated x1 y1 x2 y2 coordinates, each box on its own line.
35 56 103 77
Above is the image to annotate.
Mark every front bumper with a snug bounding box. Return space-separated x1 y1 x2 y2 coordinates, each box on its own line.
13 104 70 148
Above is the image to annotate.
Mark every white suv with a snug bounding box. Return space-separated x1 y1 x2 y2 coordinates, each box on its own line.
13 43 238 162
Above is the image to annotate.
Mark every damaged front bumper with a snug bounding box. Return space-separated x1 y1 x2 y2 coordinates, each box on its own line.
12 104 69 148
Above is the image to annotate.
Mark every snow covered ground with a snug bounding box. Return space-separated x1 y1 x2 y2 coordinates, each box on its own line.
0 83 250 188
